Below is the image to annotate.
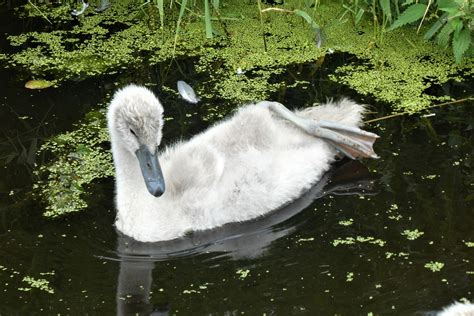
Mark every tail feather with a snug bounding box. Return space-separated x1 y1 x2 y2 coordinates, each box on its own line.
295 98 366 127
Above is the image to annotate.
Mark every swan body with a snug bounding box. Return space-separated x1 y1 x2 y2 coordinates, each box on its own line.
438 302 474 316
108 84 378 242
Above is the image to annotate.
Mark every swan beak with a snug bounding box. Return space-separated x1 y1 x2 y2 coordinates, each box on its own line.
135 145 165 197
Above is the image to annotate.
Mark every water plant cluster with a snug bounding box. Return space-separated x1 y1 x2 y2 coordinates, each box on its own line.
342 0 473 63
33 110 114 217
1 0 472 111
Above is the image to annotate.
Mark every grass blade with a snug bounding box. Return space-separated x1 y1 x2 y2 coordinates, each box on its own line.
257 0 267 51
156 0 164 30
173 0 189 54
355 8 365 25
379 0 391 23
204 0 213 38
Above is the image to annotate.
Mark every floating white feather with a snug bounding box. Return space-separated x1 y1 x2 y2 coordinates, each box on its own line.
177 80 200 104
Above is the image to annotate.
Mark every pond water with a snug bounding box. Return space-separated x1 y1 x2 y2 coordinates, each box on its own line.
1 15 473 316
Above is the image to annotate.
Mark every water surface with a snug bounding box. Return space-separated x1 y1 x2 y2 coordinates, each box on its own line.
0 38 473 316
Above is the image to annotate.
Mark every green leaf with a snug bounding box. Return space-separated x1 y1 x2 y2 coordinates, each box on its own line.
424 12 448 40
24 79 55 89
387 3 427 31
379 0 392 22
204 0 213 39
355 8 365 25
173 0 188 51
156 0 164 29
436 21 454 47
453 26 471 63
437 0 458 10
212 0 219 10
294 9 320 30
450 18 463 33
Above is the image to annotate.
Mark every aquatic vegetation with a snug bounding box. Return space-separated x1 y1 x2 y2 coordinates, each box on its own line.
385 252 409 259
2 1 471 114
424 261 445 272
388 0 473 63
338 218 354 226
346 272 354 282
24 79 56 89
236 269 250 280
343 0 473 63
332 236 386 247
18 276 54 294
401 229 424 240
34 111 114 217
421 174 439 180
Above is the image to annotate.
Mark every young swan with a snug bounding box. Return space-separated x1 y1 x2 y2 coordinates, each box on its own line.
108 84 379 242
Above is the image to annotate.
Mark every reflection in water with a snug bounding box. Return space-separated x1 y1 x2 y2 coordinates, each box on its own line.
114 160 377 315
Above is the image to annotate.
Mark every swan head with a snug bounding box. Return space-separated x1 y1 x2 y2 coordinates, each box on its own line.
108 84 165 197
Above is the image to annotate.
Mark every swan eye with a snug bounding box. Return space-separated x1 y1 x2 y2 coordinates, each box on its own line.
130 129 138 138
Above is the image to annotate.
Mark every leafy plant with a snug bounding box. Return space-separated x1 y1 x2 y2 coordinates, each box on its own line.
388 0 473 63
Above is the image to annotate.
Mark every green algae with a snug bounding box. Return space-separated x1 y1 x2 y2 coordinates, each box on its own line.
34 111 114 217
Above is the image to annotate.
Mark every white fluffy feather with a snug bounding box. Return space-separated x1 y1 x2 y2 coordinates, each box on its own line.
438 302 474 316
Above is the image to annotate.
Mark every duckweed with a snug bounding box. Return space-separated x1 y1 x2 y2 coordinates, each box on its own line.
34 111 114 217
424 261 444 272
19 276 54 294
385 252 409 259
401 229 424 240
332 236 386 247
236 269 250 279
346 272 354 282
2 1 472 112
338 219 354 226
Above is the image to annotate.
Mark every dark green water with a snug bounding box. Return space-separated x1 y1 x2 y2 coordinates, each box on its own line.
1 10 473 316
